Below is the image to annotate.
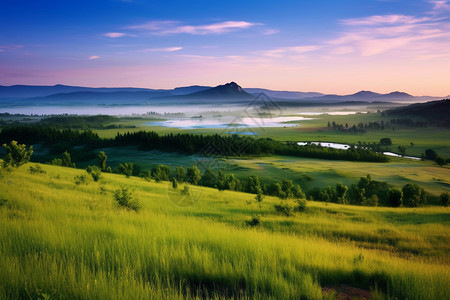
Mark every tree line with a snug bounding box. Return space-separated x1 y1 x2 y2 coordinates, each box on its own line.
0 125 389 162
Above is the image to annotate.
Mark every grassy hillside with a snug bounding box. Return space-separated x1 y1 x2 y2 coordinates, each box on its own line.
0 163 449 299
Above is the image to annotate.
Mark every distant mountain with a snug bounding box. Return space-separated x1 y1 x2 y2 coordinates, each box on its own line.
153 82 253 101
301 90 419 103
0 83 445 106
0 84 160 99
244 88 323 99
172 85 211 95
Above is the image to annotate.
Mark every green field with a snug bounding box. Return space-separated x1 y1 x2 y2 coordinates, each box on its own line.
92 112 450 158
0 164 449 299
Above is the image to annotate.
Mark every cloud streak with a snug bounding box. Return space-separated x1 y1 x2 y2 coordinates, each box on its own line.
144 47 183 52
104 32 128 38
89 56 99 60
128 20 260 35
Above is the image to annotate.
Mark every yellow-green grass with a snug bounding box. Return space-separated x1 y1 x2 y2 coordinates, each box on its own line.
0 163 449 299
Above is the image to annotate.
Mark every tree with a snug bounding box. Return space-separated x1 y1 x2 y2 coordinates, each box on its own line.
397 146 406 157
379 138 392 146
281 179 294 199
176 166 185 183
402 184 427 207
2 140 33 167
86 165 102 182
387 187 403 207
347 184 365 204
200 167 216 187
98 151 107 171
335 183 348 203
424 149 438 160
246 175 262 194
435 156 446 167
171 177 178 189
151 165 170 182
186 165 201 185
363 194 379 207
291 185 305 199
118 162 134 178
255 187 264 208
61 151 75 167
273 183 286 199
440 192 449 207
114 186 140 212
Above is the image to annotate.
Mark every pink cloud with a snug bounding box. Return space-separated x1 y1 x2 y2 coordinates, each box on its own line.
104 32 127 38
341 15 432 26
430 0 450 12
144 47 183 52
128 20 259 35
89 56 99 60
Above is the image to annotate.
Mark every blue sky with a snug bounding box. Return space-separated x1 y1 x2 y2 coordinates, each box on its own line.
1 0 449 95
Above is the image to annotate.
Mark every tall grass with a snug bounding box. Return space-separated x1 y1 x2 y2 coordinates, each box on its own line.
0 164 449 299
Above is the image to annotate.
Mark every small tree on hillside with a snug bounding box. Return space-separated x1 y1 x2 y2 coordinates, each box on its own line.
118 162 134 178
98 151 107 171
62 151 75 167
186 165 201 185
86 165 102 182
387 187 403 207
2 140 33 167
440 192 449 207
402 184 427 207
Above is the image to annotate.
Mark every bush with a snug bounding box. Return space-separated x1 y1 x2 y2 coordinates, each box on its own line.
118 162 134 178
441 192 449 207
295 198 307 212
172 177 178 189
181 185 190 196
363 194 379 207
245 216 261 227
274 202 295 216
114 187 141 212
86 165 102 182
29 164 46 174
74 174 89 185
2 140 33 167
387 187 403 207
402 184 427 207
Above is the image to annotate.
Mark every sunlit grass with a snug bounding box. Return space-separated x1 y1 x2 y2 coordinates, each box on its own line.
0 164 449 299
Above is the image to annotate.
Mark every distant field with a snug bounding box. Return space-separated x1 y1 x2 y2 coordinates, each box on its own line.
93 112 450 158
0 163 449 299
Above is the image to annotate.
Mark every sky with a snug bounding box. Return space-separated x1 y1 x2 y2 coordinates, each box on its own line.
1 0 449 95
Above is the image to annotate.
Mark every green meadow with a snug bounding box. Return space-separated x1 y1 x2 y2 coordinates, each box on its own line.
0 163 449 299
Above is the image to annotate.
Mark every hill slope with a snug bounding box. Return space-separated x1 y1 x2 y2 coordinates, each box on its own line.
0 163 448 299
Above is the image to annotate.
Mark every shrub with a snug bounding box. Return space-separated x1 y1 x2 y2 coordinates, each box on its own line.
118 162 134 178
363 194 379 207
402 184 427 207
114 187 141 212
245 216 261 227
387 187 403 207
274 202 295 216
181 185 190 196
2 140 33 167
29 164 46 174
186 165 201 185
172 177 178 189
295 198 307 212
86 165 102 182
441 192 449 207
74 174 89 185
